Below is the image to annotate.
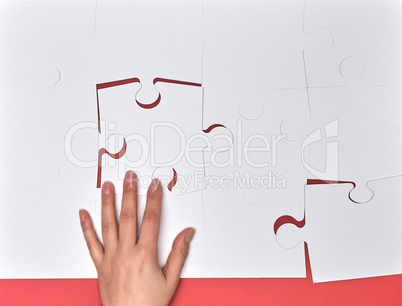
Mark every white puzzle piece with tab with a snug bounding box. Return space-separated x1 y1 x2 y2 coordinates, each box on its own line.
0 67 99 188
202 85 313 186
304 0 402 87
281 57 402 203
0 164 99 278
200 0 332 119
94 0 203 105
202 155 307 277
276 177 402 283
0 0 121 90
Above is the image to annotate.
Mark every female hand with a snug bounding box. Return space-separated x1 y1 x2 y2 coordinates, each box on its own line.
79 171 195 306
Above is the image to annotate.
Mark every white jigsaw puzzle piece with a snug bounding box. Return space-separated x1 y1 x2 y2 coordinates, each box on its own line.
304 0 402 87
0 163 99 278
277 177 402 283
201 150 306 277
95 0 203 105
281 57 402 203
201 0 332 119
0 0 121 89
0 68 99 187
202 85 312 183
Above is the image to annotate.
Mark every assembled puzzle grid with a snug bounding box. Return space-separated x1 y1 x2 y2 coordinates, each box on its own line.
0 0 402 282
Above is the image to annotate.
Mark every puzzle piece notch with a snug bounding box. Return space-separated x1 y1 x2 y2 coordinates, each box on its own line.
35 66 61 91
95 32 122 59
134 77 161 107
96 77 204 120
303 28 334 55
308 179 374 205
339 56 366 87
348 182 374 205
237 91 265 121
276 178 402 282
242 186 269 206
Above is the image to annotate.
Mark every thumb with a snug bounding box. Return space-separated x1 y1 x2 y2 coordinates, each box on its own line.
162 228 195 286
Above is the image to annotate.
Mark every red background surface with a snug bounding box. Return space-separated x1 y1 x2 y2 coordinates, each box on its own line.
1 245 402 305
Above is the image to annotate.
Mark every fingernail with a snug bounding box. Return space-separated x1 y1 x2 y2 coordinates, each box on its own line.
185 229 195 244
150 179 160 193
79 209 86 223
125 171 137 190
102 181 112 195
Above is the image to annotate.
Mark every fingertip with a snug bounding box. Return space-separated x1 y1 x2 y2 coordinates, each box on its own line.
148 178 162 196
102 181 114 195
79 209 86 224
173 227 195 247
163 227 195 283
184 228 195 244
124 170 138 191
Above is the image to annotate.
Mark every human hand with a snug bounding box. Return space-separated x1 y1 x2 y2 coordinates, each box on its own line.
79 171 195 306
